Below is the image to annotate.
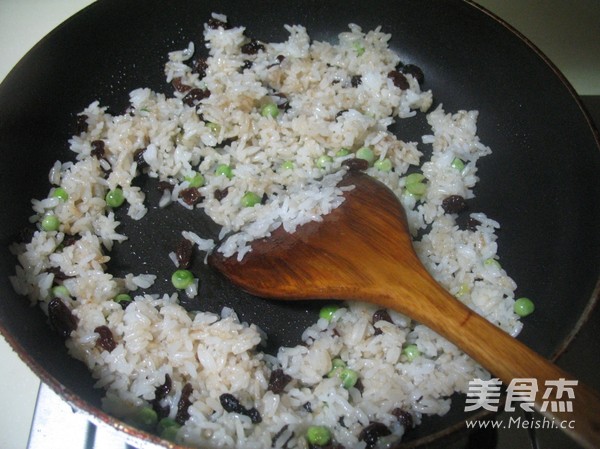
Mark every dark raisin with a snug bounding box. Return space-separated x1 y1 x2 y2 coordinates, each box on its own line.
267 55 285 69
261 192 269 205
241 39 265 55
90 140 105 159
214 188 229 201
268 369 292 394
351 75 362 87
48 298 78 337
372 309 393 335
62 234 82 247
75 114 88 134
151 374 172 419
402 64 425 85
94 325 117 352
172 77 192 93
179 187 203 206
46 267 72 282
176 238 194 269
354 377 365 394
192 57 209 78
441 195 468 214
246 407 262 424
183 88 211 106
273 92 290 111
241 59 254 70
358 422 392 449
303 401 313 412
335 109 349 120
133 148 148 170
466 217 482 231
342 158 369 172
219 393 261 423
207 18 231 30
391 408 414 429
157 181 174 192
220 393 244 414
387 70 409 90
175 383 193 424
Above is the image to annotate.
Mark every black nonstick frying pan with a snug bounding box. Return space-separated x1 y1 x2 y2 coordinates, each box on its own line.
0 1 598 447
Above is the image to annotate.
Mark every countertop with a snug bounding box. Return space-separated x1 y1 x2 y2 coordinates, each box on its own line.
0 1 598 449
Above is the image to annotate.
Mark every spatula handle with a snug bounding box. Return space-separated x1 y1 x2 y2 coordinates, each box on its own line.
375 277 600 449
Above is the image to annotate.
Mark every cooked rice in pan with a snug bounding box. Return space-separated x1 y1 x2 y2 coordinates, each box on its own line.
10 13 523 449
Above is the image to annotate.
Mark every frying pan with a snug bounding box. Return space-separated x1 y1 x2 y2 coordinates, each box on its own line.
0 0 599 447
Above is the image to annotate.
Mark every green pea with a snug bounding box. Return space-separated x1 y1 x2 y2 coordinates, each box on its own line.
405 173 427 196
352 41 365 56
115 293 132 306
215 164 234 179
455 283 470 298
316 155 333 169
336 148 350 157
374 158 393 172
402 344 420 362
241 192 262 208
184 172 205 188
131 406 158 430
319 305 339 321
451 158 465 171
405 173 426 185
161 426 179 442
156 417 181 434
206 122 221 134
340 368 359 389
327 358 347 378
281 160 294 170
306 425 331 446
41 214 60 232
261 102 279 118
105 188 125 208
484 258 501 269
51 285 70 299
52 187 69 202
171 269 194 290
356 147 375 165
514 297 535 317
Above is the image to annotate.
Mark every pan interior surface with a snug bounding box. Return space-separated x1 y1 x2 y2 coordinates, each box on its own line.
0 1 598 447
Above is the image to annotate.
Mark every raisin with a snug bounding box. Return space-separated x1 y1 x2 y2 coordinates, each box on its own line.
94 325 116 352
273 92 290 111
192 57 208 78
171 77 191 93
358 422 391 449
391 408 414 429
175 238 194 269
267 54 285 69
219 393 261 423
183 88 211 106
268 369 292 394
351 75 362 87
157 181 174 192
179 187 203 206
175 383 193 424
241 60 253 70
402 64 425 85
214 188 229 201
335 109 349 120
241 39 265 55
151 374 172 419
90 140 105 159
441 195 468 214
303 402 313 412
48 298 78 337
372 309 393 335
466 216 482 231
62 234 81 247
46 266 72 282
342 158 369 172
387 70 409 90
133 148 148 170
207 18 231 30
75 114 88 134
